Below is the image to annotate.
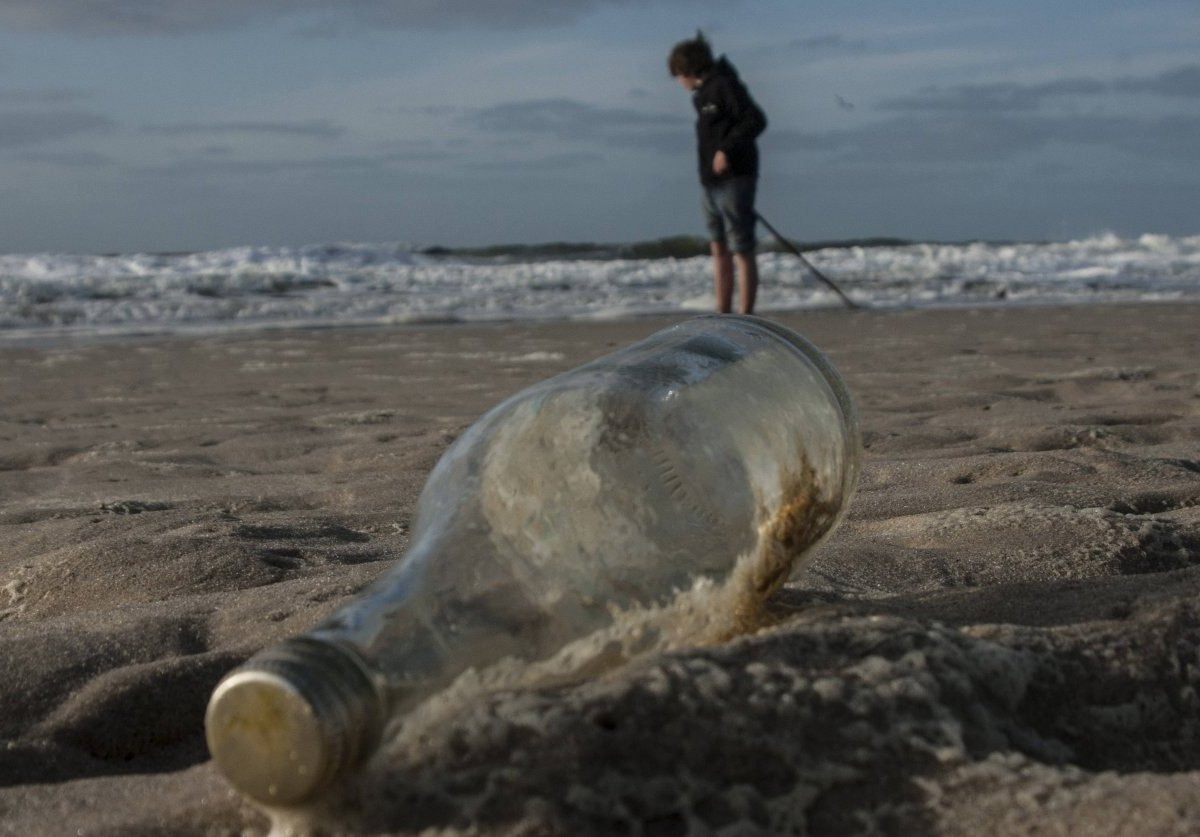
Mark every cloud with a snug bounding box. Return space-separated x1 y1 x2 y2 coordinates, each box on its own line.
770 115 1048 162
835 63 1200 166
881 79 1107 112
0 110 113 148
1115 114 1200 160
463 151 604 173
141 119 347 139
761 128 843 153
133 145 461 179
0 0 659 35
135 154 387 178
784 34 869 54
17 150 115 167
0 87 91 104
467 98 686 153
1115 64 1200 98
881 64 1200 112
771 112 1200 164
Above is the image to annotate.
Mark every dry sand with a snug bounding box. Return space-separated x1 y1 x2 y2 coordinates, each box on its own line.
1 303 1198 836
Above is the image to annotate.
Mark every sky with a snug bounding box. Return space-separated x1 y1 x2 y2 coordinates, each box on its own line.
0 0 1197 253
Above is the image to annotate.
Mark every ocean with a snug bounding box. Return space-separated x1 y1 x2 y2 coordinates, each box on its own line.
1 232 1197 343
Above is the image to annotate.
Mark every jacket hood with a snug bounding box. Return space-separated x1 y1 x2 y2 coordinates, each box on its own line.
697 56 739 93
712 55 739 80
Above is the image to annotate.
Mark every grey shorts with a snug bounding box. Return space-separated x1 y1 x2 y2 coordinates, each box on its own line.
701 176 758 253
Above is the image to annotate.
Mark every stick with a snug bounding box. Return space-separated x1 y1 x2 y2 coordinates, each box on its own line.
755 212 860 310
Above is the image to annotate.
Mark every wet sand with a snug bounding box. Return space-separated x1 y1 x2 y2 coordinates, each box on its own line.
2 303 1198 835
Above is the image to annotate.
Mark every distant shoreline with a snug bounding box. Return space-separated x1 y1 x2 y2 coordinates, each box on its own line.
415 234 919 262
93 234 1059 263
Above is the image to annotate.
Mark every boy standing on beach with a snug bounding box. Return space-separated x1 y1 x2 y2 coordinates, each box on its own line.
669 32 767 315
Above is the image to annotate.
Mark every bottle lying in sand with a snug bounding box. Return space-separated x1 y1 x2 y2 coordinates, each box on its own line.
205 314 861 806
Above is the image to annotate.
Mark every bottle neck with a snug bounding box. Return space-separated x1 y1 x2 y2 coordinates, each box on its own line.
311 531 536 714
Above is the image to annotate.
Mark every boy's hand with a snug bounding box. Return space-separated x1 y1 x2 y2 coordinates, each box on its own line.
712 150 729 175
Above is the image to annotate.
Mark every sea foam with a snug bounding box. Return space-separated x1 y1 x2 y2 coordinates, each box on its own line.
1 234 1197 342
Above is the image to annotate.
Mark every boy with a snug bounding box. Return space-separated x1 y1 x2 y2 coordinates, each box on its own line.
669 32 767 314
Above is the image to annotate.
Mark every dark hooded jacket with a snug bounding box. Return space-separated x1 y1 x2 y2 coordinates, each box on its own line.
692 56 767 186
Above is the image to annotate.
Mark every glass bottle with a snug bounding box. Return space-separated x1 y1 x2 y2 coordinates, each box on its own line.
205 314 860 806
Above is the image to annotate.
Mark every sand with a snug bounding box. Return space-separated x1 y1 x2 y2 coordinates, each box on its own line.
1 303 1198 836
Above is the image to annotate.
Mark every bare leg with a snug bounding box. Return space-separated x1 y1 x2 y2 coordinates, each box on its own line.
734 250 759 315
711 241 734 313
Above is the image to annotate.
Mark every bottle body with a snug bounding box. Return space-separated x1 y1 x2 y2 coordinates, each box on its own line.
206 314 860 806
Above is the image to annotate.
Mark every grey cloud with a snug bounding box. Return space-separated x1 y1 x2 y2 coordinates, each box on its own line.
0 0 653 35
882 65 1200 112
785 34 868 53
0 87 91 104
0 1 264 35
0 110 113 147
464 151 604 173
17 149 115 167
381 148 458 163
468 98 686 153
404 106 462 117
137 154 384 177
1115 65 1200 98
883 79 1107 112
818 115 1052 162
311 0 647 30
1113 114 1200 160
136 145 458 179
142 119 346 139
762 128 843 153
774 112 1200 164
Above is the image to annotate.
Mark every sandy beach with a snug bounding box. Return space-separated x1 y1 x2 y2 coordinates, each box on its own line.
2 303 1198 836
